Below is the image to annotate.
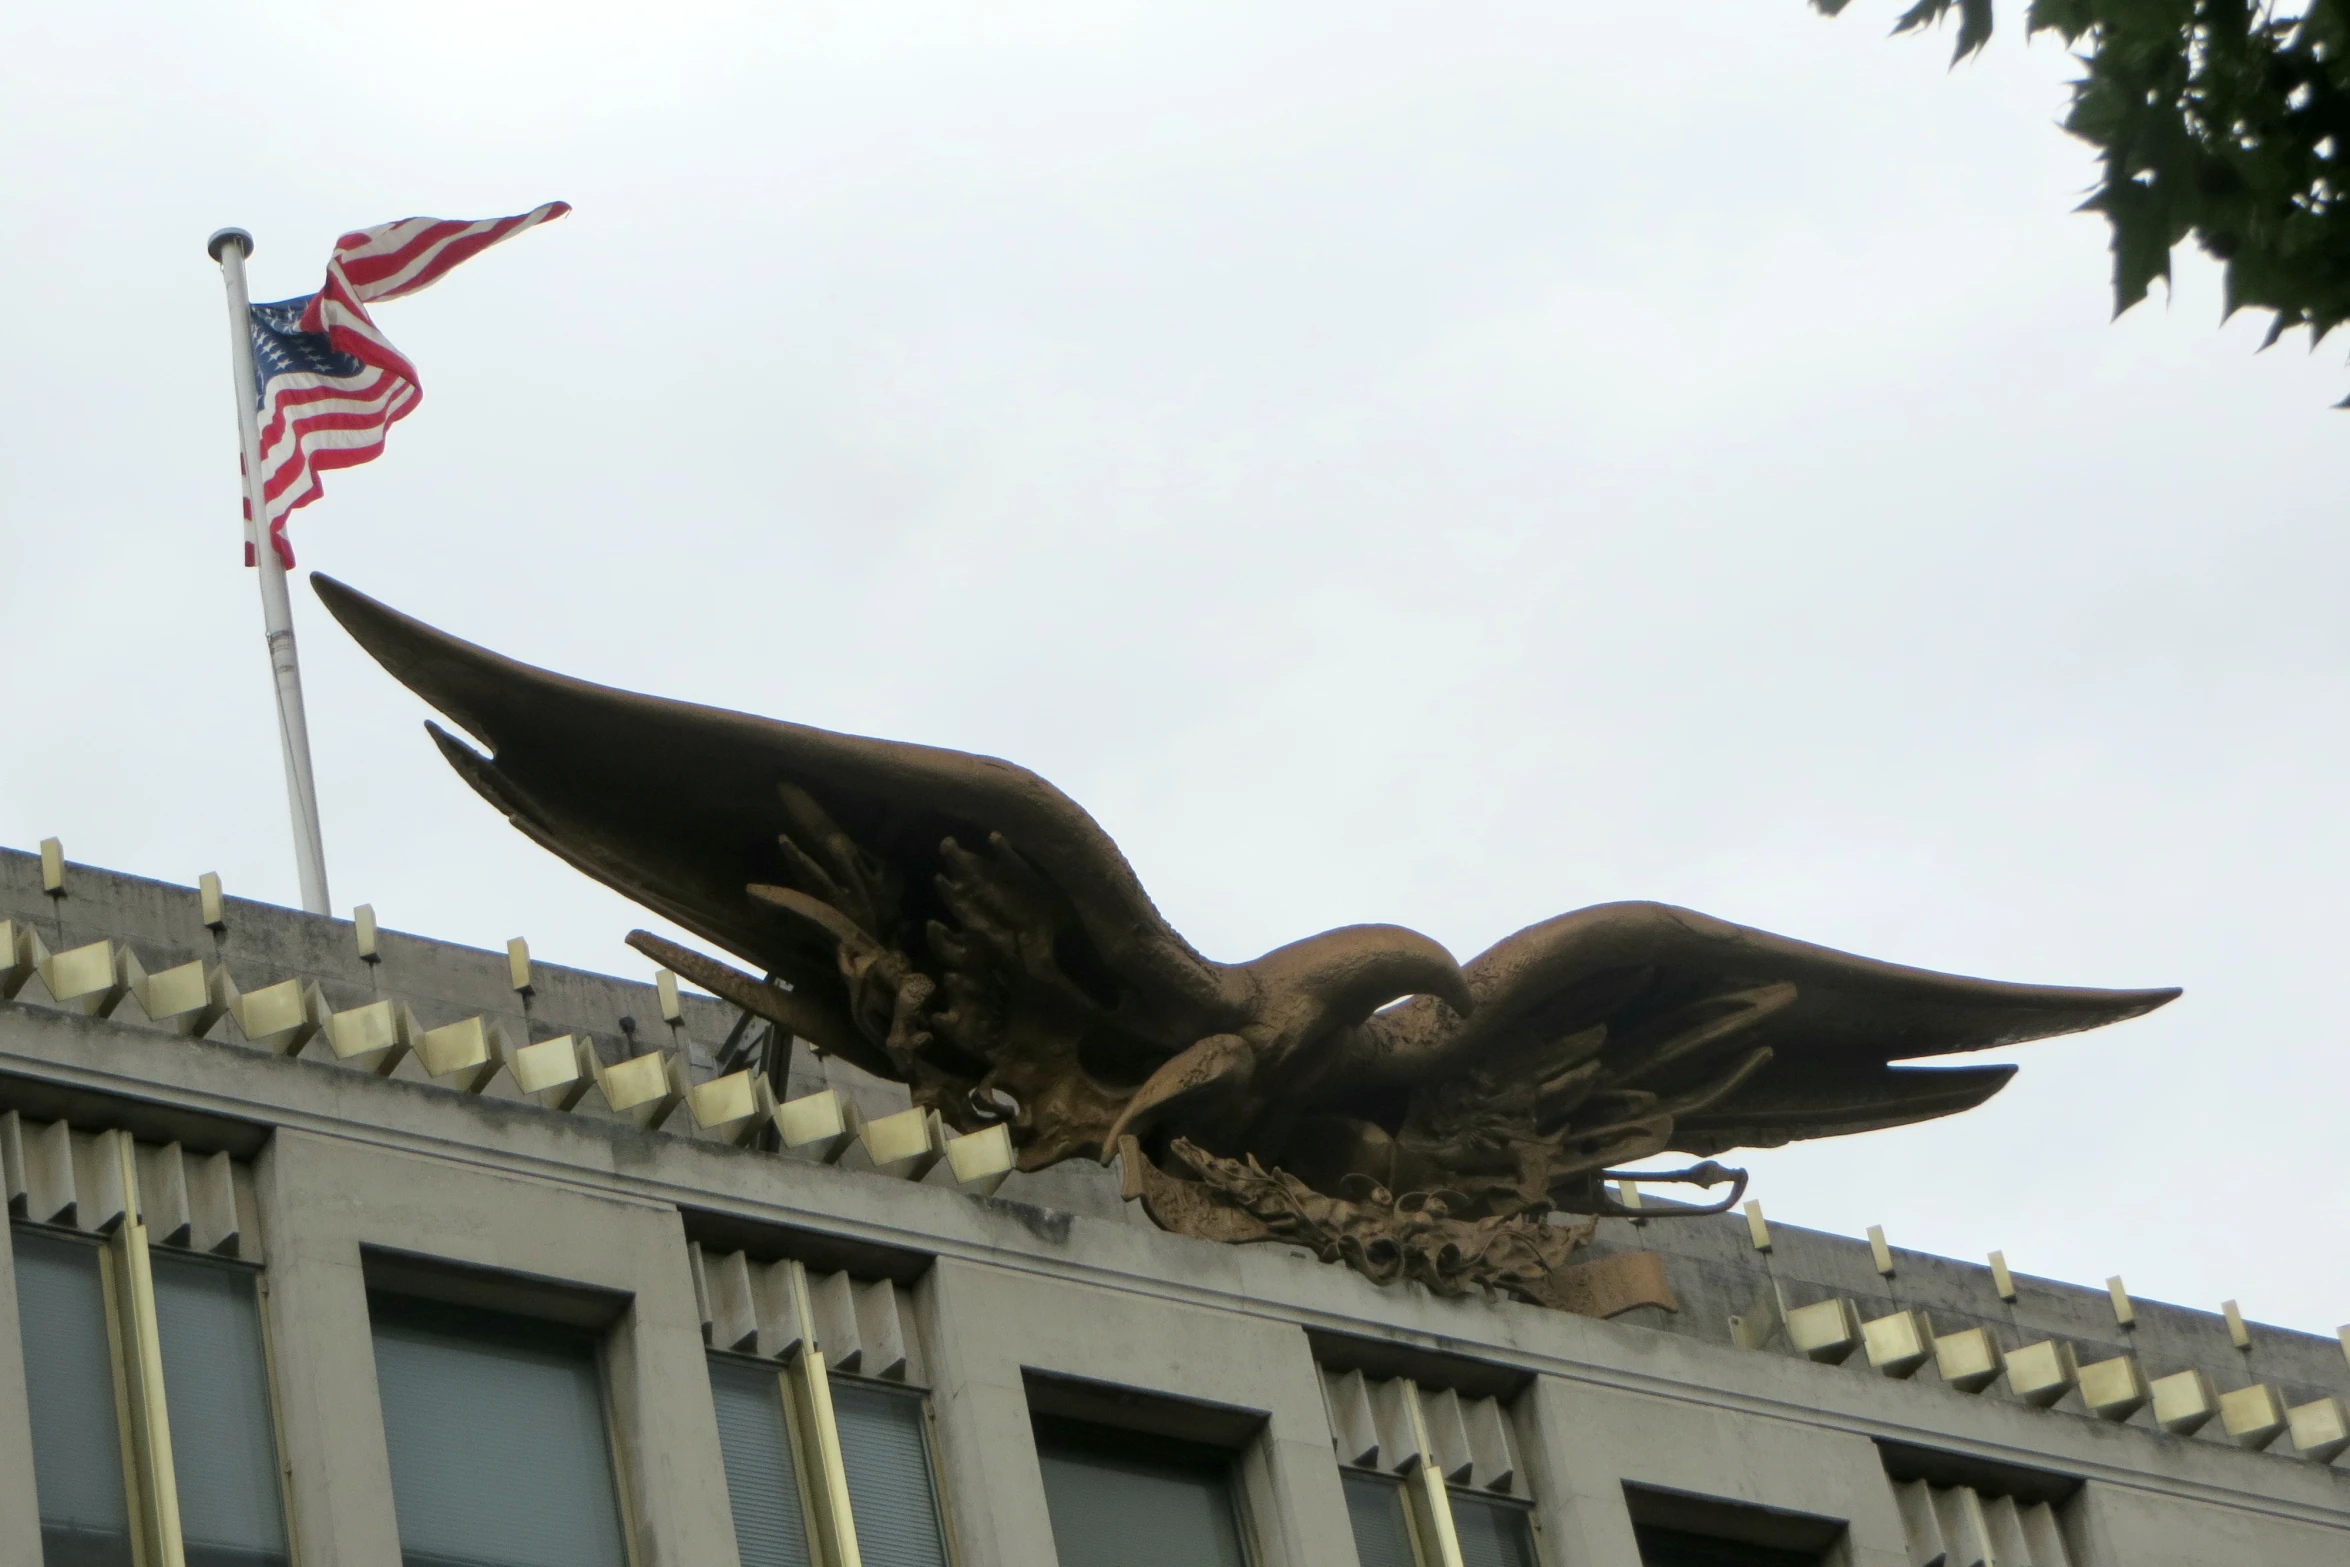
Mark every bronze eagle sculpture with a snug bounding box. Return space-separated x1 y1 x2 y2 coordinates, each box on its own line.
315 576 2175 1308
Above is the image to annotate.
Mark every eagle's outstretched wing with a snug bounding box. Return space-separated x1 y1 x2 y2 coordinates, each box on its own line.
1339 900 2177 1164
316 575 2176 1203
312 575 1248 1098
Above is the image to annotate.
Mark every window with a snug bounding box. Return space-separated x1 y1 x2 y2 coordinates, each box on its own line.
1623 1487 1843 1567
709 1355 815 1567
1032 1416 1250 1567
1337 1468 1543 1567
368 1293 632 1567
152 1252 292 1567
693 1245 953 1567
13 1227 134 1567
1632 1527 1821 1567
832 1378 951 1567
1340 1472 1419 1567
7 1121 289 1567
1451 1491 1541 1567
1320 1367 1541 1567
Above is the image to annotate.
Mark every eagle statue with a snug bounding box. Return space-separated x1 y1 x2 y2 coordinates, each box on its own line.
314 576 2175 1313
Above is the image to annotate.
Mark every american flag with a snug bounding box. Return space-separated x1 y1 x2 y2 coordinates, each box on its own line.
243 202 569 566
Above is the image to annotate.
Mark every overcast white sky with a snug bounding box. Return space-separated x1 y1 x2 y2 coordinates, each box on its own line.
4 3 2345 1335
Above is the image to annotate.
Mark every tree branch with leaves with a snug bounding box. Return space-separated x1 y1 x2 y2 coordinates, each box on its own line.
1818 0 2350 402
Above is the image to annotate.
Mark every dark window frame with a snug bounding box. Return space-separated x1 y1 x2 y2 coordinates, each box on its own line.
1339 1468 1427 1567
829 1367 956 1567
702 1348 959 1567
706 1347 823 1567
11 1215 297 1567
1623 1483 1847 1567
1448 1484 1544 1567
364 1287 639 1567
9 1221 139 1567
147 1241 293 1567
1028 1409 1260 1567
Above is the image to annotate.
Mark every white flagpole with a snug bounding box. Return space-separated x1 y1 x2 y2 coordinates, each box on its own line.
207 227 331 916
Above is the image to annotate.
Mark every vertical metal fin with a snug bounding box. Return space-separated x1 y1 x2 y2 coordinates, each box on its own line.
707 1250 760 1354
25 1117 77 1226
1321 1369 1381 1467
1369 1375 1425 1476
1461 1394 1519 1494
138 1144 193 1249
686 1242 714 1343
0 1110 27 1217
750 1257 807 1362
1420 1386 1475 1485
808 1268 863 1373
1893 1478 1948 1567
852 1278 907 1381
189 1151 242 1257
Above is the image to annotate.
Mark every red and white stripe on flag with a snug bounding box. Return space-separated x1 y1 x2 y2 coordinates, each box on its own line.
246 201 568 567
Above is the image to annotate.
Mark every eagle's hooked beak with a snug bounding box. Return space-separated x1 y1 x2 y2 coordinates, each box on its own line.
1099 1033 1254 1162
1098 928 1476 1163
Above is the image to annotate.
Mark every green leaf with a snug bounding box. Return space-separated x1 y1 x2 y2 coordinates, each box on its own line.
1817 0 2350 404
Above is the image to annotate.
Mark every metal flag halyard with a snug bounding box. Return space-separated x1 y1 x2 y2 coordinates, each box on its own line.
209 226 332 915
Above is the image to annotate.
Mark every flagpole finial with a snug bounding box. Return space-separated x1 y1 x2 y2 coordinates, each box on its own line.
206 227 254 262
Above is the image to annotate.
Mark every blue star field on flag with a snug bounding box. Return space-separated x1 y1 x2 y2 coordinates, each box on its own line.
247 298 363 408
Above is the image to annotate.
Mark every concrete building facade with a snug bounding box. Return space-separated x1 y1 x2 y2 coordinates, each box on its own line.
2 844 2344 1567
